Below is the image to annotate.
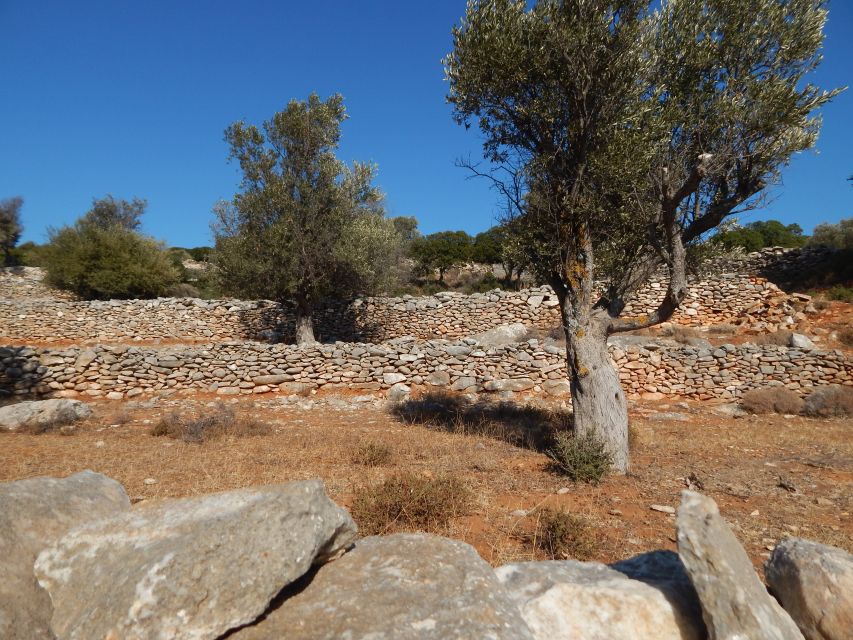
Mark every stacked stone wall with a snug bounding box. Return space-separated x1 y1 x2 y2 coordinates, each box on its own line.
2 341 849 401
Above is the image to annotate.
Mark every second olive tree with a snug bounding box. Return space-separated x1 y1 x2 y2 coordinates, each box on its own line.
214 94 402 344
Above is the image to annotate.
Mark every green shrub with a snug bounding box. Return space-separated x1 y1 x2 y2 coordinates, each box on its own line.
546 431 612 483
351 472 472 535
533 508 597 560
43 222 180 299
826 285 853 303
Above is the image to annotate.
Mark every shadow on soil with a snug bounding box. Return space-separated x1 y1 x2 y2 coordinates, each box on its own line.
391 391 573 452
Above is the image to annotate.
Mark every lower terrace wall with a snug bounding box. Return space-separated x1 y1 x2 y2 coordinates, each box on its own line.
0 273 806 345
2 340 849 401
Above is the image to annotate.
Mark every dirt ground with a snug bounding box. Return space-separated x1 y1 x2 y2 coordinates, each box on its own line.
2 393 849 575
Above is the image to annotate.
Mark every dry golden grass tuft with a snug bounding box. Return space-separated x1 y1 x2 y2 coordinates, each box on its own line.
350 472 472 536
741 388 804 415
151 403 271 443
531 508 597 560
751 330 793 347
351 442 393 467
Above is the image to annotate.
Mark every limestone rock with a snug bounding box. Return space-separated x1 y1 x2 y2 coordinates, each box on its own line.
765 537 853 640
789 334 815 350
229 533 533 639
0 471 130 640
35 479 357 640
387 382 411 402
472 323 529 346
426 370 451 386
382 372 406 385
676 490 804 639
0 399 92 432
496 553 704 639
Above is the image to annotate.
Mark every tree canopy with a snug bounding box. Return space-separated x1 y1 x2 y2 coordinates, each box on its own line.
714 219 807 252
213 93 403 344
0 196 23 266
409 230 473 282
83 195 147 231
446 0 838 472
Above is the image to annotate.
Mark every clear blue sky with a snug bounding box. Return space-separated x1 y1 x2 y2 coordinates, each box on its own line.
2 1 851 247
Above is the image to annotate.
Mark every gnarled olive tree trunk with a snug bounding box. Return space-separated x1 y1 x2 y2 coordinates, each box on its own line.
294 293 317 345
559 300 629 474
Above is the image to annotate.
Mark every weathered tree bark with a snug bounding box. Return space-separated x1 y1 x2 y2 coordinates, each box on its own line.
561 303 629 474
294 294 317 345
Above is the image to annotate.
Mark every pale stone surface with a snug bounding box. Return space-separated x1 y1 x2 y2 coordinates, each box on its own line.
765 537 853 640
0 471 130 640
382 372 406 385
35 479 357 640
676 490 804 639
789 333 815 350
0 398 91 432
472 323 529 346
496 553 704 639
229 533 533 640
387 382 411 401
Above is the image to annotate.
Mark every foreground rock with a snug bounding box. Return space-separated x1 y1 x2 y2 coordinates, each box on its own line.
765 537 853 640
676 490 804 639
35 479 357 640
0 398 91 432
496 551 704 639
229 533 533 640
0 471 130 640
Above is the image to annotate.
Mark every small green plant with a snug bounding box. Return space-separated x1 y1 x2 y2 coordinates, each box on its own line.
533 508 596 560
151 404 270 443
350 472 472 535
546 431 612 483
826 285 853 303
352 442 393 467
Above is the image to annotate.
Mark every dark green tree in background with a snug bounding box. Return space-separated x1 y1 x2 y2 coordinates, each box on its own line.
0 197 24 266
446 0 839 472
213 93 403 344
43 198 180 299
409 230 473 283
715 219 807 252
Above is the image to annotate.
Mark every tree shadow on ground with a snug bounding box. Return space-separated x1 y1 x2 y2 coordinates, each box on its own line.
238 299 384 344
390 390 573 452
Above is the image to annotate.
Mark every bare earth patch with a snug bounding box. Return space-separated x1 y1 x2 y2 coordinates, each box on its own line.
1 395 849 576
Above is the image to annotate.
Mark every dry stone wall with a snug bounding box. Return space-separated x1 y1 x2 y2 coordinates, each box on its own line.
0 275 809 345
2 340 849 401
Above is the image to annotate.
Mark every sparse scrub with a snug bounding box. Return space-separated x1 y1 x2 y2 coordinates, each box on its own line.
826 285 853 303
802 385 853 418
165 283 201 298
352 442 393 467
151 404 270 443
751 330 793 347
740 387 804 415
533 508 596 560
660 325 703 344
546 431 612 484
350 472 472 535
838 327 853 347
707 323 737 335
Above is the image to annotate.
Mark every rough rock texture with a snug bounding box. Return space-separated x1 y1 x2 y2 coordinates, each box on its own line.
229 533 534 640
0 471 130 640
765 537 853 640
34 479 357 640
0 398 91 432
473 323 530 346
676 490 804 639
496 553 704 639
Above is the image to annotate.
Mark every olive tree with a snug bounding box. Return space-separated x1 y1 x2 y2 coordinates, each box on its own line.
83 195 146 231
409 230 473 283
214 94 402 344
446 0 838 472
0 196 23 266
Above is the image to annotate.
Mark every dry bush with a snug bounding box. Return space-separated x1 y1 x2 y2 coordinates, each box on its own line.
17 418 75 436
802 385 853 418
350 472 472 535
392 391 571 451
532 508 597 560
837 327 853 347
628 423 641 451
352 442 393 467
813 299 830 311
707 323 737 334
751 330 793 346
660 325 703 344
151 404 270 443
741 388 804 415
546 431 612 484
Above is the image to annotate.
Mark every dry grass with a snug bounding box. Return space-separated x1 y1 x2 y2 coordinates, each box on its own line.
350 472 472 535
151 404 271 443
802 386 853 418
546 431 612 483
351 442 393 467
741 388 804 415
837 327 853 348
392 391 571 451
659 325 703 344
707 323 737 334
532 508 597 560
751 330 793 347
